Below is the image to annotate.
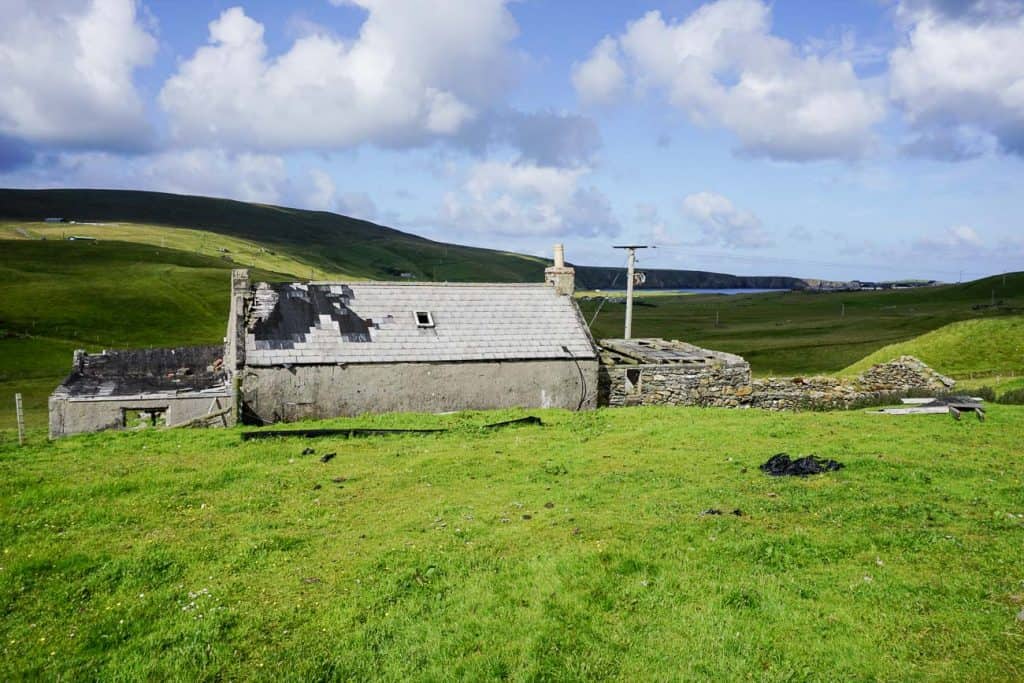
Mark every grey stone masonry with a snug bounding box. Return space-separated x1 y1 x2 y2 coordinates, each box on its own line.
598 339 753 407
749 355 957 411
598 341 956 412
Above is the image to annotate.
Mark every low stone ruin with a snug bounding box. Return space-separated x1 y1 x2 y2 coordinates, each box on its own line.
598 339 751 408
599 339 955 411
857 355 956 391
748 355 956 411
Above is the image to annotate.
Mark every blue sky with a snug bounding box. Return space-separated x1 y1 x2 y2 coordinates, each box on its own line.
2 0 1023 281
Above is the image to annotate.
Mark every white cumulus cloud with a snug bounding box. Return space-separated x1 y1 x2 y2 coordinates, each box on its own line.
160 2 517 151
0 0 157 150
572 37 626 105
571 0 884 161
890 2 1024 157
681 191 772 248
913 224 984 251
438 161 619 238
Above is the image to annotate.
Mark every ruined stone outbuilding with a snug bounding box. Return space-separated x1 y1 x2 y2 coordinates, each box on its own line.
48 346 233 437
598 338 753 407
597 341 956 411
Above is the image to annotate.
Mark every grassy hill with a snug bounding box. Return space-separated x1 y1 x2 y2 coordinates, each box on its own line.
3 405 1023 679
0 188 548 282
842 316 1024 378
0 188 805 289
581 272 1024 376
1 220 345 280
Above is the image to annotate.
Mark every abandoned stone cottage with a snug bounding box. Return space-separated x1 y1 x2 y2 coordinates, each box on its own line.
50 247 600 437
224 264 601 423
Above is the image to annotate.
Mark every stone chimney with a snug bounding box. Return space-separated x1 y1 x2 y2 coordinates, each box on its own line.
225 269 251 371
545 243 575 296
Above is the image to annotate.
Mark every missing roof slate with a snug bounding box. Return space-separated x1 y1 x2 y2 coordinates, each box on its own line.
250 283 372 350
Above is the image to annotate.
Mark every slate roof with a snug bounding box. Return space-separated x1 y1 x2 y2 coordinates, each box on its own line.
244 282 597 365
54 346 229 399
598 338 746 367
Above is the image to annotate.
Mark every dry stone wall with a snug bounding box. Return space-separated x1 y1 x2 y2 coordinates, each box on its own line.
599 353 955 411
599 349 752 407
748 355 956 411
857 355 956 391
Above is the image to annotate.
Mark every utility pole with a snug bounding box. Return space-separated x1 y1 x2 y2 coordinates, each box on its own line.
613 245 648 339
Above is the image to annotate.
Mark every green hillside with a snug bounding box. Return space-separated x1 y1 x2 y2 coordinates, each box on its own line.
842 316 1024 378
0 188 805 289
1 220 344 280
0 188 548 282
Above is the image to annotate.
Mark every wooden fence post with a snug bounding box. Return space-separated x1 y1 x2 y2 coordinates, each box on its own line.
15 393 25 446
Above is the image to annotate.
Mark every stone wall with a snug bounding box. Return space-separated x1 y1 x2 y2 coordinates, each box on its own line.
598 353 955 411
49 392 233 438
599 349 752 407
748 376 882 411
857 355 955 391
747 355 956 411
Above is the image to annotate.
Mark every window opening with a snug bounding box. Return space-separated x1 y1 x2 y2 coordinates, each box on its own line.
625 369 642 394
414 311 435 328
123 407 167 429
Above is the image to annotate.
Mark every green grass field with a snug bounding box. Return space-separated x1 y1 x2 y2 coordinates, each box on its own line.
2 406 1023 680
3 191 1023 680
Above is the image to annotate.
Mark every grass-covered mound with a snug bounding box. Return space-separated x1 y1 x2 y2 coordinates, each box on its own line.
2 406 1023 680
842 316 1024 378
